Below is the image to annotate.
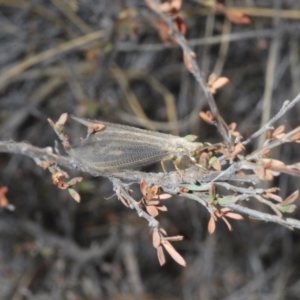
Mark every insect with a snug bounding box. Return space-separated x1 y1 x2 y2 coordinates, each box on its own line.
69 116 205 173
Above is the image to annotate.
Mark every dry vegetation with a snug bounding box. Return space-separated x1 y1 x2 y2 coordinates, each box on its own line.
1 0 300 299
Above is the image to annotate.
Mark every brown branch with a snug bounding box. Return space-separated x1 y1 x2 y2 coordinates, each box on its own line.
146 0 232 147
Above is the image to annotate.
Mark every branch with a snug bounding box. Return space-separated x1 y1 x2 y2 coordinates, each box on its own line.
111 178 160 229
0 140 256 186
243 93 300 145
146 0 232 147
227 204 300 230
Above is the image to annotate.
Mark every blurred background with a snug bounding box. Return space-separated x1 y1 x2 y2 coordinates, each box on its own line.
1 0 300 299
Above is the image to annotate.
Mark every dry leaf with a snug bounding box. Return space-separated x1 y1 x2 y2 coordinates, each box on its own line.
57 113 68 126
282 190 299 206
199 111 214 124
165 235 184 242
157 245 166 266
225 212 244 220
207 73 229 93
152 229 161 248
155 193 172 200
68 188 81 202
162 240 186 267
263 159 285 169
233 142 245 154
228 122 237 131
208 216 216 234
174 16 187 35
222 217 232 231
0 187 9 208
156 205 168 211
159 228 167 235
291 131 300 142
265 193 283 203
225 9 251 24
146 205 159 217
211 157 221 171
272 125 285 138
211 77 230 91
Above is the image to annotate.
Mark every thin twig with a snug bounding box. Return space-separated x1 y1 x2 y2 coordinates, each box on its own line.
243 92 300 145
227 204 300 230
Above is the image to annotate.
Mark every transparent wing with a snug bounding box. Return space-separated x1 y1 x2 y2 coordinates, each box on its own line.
70 131 174 171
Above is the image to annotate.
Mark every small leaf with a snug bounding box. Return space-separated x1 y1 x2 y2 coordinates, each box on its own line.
265 193 283 202
218 196 237 205
225 212 244 220
152 229 161 248
199 111 214 124
211 77 230 91
162 240 186 267
184 135 198 142
47 118 55 129
159 228 167 235
0 186 9 208
233 143 245 154
273 125 285 137
208 216 216 234
146 205 159 217
155 193 172 200
222 217 232 231
174 16 187 35
291 132 300 142
209 156 221 171
146 200 160 206
68 188 81 202
156 205 168 212
67 177 83 186
220 208 231 213
0 187 8 195
228 123 237 131
151 186 160 195
282 190 299 205
157 245 166 266
277 204 297 213
225 9 251 24
57 113 68 126
165 235 184 242
140 180 148 196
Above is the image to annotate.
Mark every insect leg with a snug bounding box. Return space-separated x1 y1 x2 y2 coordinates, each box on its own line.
173 157 184 180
